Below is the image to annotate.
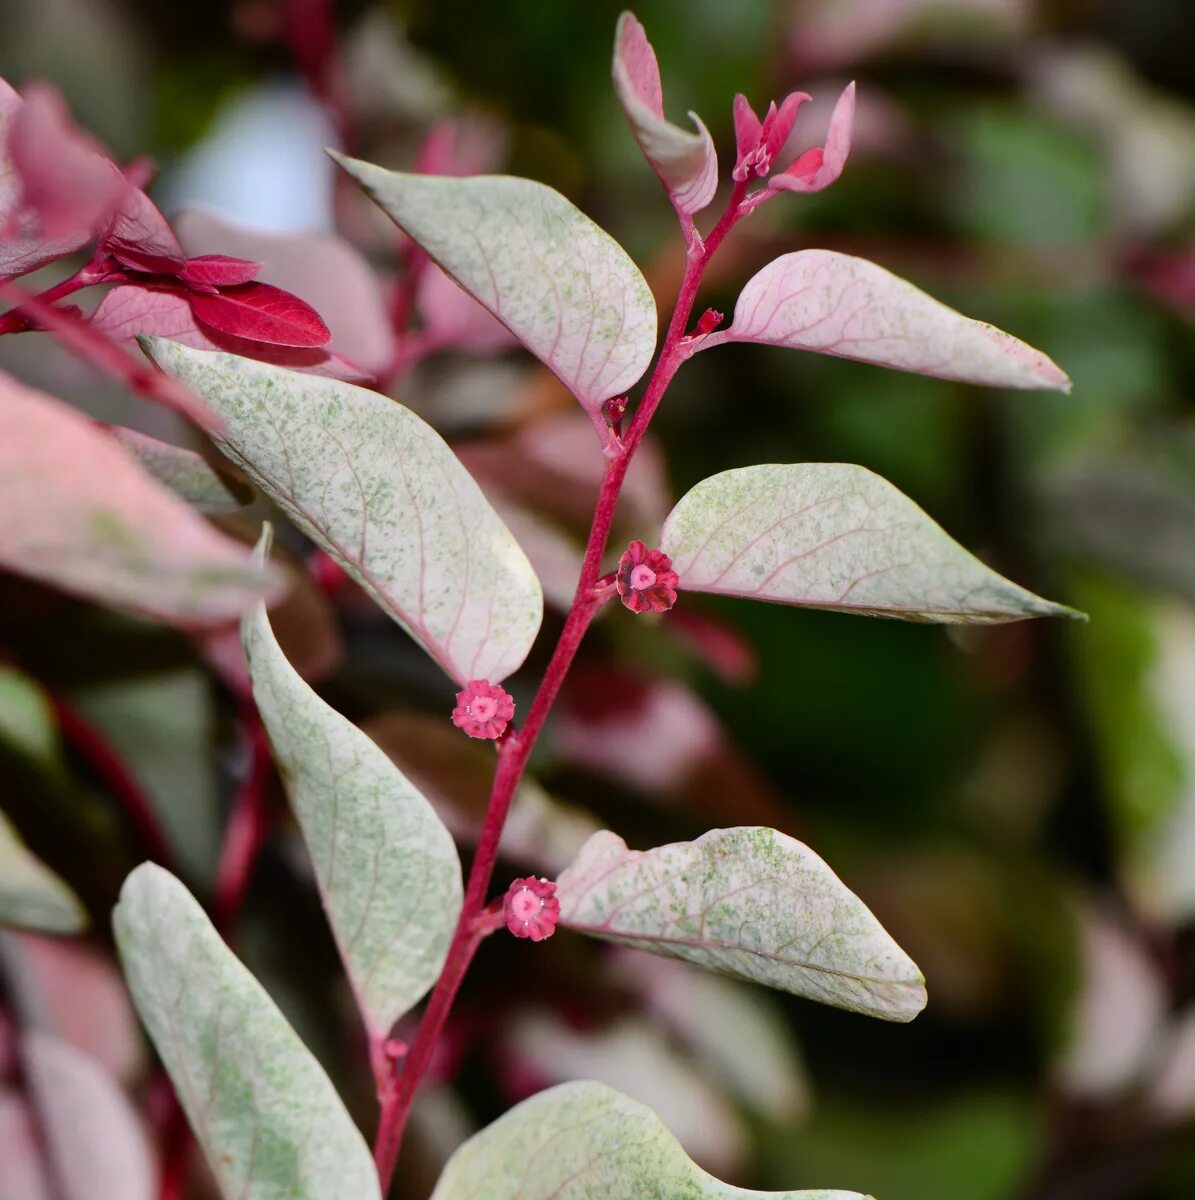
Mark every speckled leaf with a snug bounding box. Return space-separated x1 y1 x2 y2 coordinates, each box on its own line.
113 864 381 1200
331 158 657 433
0 809 86 934
110 428 251 514
662 463 1078 623
556 827 926 1022
0 369 282 626
431 1080 867 1200
705 250 1071 390
141 338 542 683
243 536 462 1035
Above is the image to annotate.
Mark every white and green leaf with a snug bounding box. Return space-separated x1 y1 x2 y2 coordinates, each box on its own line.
0 810 86 934
432 1080 867 1200
141 339 542 683
244 534 462 1036
556 827 926 1022
113 864 381 1200
330 160 657 432
662 463 1078 623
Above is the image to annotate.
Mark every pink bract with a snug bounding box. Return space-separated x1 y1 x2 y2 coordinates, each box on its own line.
503 877 560 942
451 680 515 740
616 541 679 614
770 82 856 195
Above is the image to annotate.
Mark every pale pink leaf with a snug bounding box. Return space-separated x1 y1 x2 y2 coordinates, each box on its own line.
416 264 518 355
0 1091 51 1200
174 209 396 373
661 463 1078 623
556 826 927 1021
612 13 718 215
0 370 283 625
709 249 1071 390
769 82 855 194
332 156 657 435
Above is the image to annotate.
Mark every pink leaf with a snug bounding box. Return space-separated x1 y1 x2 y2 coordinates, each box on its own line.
612 13 718 215
6 83 124 241
0 370 284 626
91 285 370 382
416 264 517 354
770 82 855 194
100 185 186 275
709 249 1071 390
179 254 262 288
186 281 331 348
174 209 396 372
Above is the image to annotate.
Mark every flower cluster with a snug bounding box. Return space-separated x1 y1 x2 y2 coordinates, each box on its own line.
451 679 515 740
616 541 679 614
503 877 560 941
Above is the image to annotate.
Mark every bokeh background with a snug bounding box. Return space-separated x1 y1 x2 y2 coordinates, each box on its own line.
3 1 1195 1198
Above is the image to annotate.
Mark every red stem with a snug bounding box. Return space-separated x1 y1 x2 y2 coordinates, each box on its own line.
371 182 750 1189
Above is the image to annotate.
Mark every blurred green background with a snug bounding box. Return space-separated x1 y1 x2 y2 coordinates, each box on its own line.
3 1 1195 1198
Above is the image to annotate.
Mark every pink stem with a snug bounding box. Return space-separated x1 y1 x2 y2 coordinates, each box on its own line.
0 257 113 335
371 182 751 1189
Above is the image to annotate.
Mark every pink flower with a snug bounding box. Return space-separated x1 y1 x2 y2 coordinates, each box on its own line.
616 541 679 615
732 91 810 182
451 679 515 740
503 877 560 942
769 82 856 195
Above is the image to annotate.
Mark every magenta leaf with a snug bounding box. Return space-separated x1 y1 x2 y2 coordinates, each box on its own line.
178 254 262 288
706 249 1071 390
332 156 657 434
612 12 718 216
661 463 1080 623
0 369 284 625
185 282 331 349
769 82 855 194
91 285 369 382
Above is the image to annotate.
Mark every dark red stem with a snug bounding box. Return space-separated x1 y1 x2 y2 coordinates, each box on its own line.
371 182 750 1189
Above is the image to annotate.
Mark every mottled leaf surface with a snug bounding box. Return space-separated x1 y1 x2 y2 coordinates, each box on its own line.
331 158 657 430
113 864 381 1200
707 250 1070 390
556 827 926 1021
0 369 281 625
432 1080 866 1200
0 810 86 934
244 573 462 1036
662 463 1077 623
110 428 250 514
142 339 542 683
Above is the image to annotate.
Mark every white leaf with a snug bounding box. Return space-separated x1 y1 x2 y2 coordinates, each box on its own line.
113 864 381 1200
556 827 926 1022
142 338 543 683
662 463 1078 623
710 250 1071 391
244 557 462 1035
432 1080 864 1200
330 159 657 432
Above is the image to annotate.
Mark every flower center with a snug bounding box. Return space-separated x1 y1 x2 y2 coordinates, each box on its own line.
470 696 498 722
509 888 542 922
630 564 657 591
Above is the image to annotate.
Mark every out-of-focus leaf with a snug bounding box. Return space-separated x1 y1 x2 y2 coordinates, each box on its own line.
331 158 657 435
502 1013 745 1176
556 827 927 1021
142 338 543 684
0 370 282 625
0 666 58 769
20 1031 154 1200
0 810 86 933
113 864 382 1200
244 562 462 1037
662 464 1077 623
431 1081 862 1200
705 251 1071 390
1148 1008 1195 1121
0 1089 49 1200
109 428 251 514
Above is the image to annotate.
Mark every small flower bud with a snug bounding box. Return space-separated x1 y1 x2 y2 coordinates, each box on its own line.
616 540 679 614
451 679 515 740
503 876 560 941
695 308 723 335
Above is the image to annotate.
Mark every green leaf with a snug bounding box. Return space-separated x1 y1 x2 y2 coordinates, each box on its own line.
330 160 657 435
0 809 86 933
432 1080 866 1200
110 428 252 514
0 665 59 770
556 828 926 1022
243 536 462 1036
662 463 1078 624
141 339 543 684
113 864 381 1200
